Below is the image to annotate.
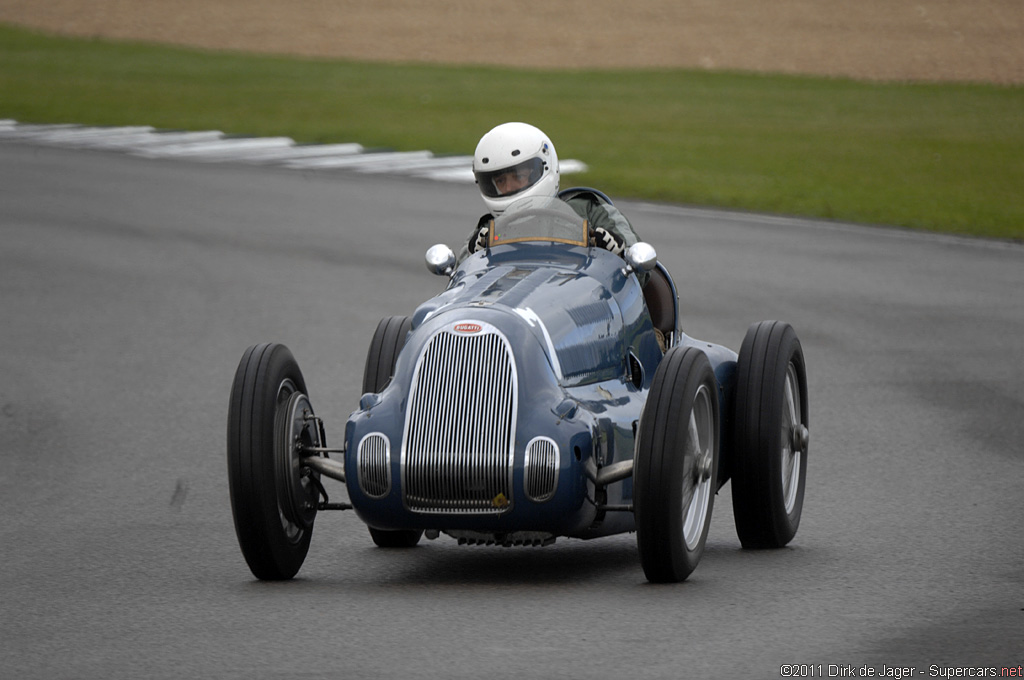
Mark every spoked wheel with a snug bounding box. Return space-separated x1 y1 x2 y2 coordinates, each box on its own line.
363 316 422 548
634 346 720 583
731 321 809 549
227 343 323 579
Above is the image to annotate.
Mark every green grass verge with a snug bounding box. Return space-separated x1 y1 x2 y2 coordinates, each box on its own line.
2 23 1022 239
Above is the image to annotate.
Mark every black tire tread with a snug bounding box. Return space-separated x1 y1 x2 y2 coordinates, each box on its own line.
362 316 413 394
360 317 422 548
635 346 719 583
227 343 313 580
731 321 808 549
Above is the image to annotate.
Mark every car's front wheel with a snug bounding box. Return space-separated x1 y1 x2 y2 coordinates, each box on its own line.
227 343 322 579
634 346 719 583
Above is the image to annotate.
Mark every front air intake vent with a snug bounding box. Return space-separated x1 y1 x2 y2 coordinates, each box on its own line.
358 433 391 498
525 437 559 502
402 323 517 513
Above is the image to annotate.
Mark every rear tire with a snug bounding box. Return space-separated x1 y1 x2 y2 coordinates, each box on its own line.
362 317 422 548
731 321 808 549
362 316 413 394
227 344 320 579
635 346 719 583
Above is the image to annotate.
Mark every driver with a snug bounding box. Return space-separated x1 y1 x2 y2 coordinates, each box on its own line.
459 122 643 271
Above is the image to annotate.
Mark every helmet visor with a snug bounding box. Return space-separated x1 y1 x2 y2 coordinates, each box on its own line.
475 157 546 199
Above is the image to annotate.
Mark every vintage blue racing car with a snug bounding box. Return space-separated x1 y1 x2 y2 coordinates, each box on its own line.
227 193 809 583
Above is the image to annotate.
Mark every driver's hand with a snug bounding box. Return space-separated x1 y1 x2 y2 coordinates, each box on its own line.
469 225 489 254
592 227 625 255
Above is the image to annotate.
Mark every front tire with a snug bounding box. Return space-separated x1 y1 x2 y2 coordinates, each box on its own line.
731 321 808 549
635 346 720 583
227 343 320 579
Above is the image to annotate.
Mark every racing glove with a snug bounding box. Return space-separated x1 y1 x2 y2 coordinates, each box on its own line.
592 226 625 256
469 225 489 253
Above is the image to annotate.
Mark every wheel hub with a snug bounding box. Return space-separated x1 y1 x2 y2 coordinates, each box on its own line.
277 391 321 531
695 452 713 482
790 424 809 453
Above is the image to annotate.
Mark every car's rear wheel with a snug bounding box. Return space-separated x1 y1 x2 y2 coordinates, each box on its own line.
634 346 719 583
227 343 321 579
731 321 808 548
362 315 413 395
363 316 423 548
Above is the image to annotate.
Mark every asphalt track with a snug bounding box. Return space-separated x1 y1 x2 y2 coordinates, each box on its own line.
1 141 1022 679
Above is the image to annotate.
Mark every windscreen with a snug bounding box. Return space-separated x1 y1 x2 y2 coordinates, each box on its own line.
489 197 589 247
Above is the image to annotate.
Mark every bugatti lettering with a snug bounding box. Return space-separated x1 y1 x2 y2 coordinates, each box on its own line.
453 323 483 334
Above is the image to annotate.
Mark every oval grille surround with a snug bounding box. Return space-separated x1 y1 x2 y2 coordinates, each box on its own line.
525 436 559 502
402 324 517 513
358 433 391 498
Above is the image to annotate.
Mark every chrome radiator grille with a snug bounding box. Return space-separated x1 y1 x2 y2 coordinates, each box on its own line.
402 324 517 513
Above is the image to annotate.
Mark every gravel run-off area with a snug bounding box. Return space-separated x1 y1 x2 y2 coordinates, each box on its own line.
1 0 1022 83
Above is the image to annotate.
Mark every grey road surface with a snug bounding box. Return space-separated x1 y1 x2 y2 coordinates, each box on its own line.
2 141 1022 679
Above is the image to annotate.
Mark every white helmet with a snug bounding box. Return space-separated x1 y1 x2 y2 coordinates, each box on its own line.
473 122 559 215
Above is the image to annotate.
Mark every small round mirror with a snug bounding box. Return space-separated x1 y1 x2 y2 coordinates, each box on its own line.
625 242 658 272
425 244 456 276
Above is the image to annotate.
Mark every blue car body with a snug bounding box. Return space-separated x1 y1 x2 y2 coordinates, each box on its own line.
343 199 738 544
